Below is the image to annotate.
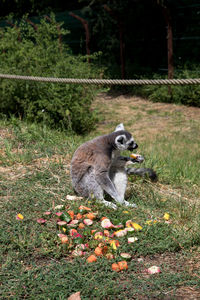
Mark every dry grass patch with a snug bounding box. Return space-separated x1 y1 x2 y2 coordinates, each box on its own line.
94 93 200 141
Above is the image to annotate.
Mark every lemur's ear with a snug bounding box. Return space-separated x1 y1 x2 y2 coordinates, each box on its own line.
115 123 124 132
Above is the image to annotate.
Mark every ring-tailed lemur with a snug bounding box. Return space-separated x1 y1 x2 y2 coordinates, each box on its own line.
70 123 157 209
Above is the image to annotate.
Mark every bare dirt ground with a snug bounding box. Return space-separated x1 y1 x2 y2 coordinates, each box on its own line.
93 93 200 139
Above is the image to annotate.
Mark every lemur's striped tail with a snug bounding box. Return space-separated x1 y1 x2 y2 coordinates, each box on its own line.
126 167 157 182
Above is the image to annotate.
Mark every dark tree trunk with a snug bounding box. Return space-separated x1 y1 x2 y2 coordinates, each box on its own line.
161 6 174 80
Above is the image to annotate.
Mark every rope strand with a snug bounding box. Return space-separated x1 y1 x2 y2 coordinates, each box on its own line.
0 73 200 85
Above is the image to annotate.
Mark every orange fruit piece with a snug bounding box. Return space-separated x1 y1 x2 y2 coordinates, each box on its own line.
60 236 69 244
106 253 114 260
94 247 103 256
70 229 78 236
104 230 110 237
86 212 96 220
112 263 120 272
76 213 83 220
78 223 85 229
109 239 120 247
67 210 74 219
118 261 128 271
102 246 108 255
79 205 91 211
130 153 137 159
87 255 97 263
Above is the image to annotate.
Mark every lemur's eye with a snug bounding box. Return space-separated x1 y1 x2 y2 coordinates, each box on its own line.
129 141 134 146
118 136 124 144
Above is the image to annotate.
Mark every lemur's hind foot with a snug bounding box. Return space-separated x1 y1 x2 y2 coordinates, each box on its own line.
123 200 137 208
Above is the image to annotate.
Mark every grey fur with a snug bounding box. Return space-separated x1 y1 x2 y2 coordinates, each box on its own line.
70 123 156 209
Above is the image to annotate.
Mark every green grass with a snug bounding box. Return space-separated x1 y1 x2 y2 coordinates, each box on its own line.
0 111 200 299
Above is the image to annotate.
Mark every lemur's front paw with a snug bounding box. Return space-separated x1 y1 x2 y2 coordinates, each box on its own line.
130 154 144 163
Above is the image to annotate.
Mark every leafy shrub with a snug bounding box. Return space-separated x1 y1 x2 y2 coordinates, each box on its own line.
0 14 101 134
130 66 200 107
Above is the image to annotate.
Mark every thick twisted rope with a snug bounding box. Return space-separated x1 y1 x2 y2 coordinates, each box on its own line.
0 73 200 85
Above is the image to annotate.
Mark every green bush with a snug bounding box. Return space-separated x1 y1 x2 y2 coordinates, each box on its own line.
130 66 200 107
0 15 101 134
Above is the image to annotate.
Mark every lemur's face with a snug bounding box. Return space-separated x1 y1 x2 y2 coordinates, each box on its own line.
114 123 138 151
115 133 138 151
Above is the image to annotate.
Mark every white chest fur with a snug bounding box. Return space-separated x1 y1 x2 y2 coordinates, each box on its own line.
112 170 127 199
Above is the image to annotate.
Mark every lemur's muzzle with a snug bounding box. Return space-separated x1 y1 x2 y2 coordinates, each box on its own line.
128 143 138 151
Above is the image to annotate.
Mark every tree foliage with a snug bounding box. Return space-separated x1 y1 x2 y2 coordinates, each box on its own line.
0 15 101 133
